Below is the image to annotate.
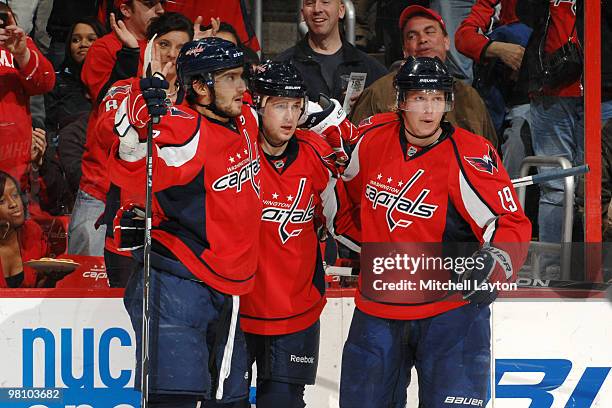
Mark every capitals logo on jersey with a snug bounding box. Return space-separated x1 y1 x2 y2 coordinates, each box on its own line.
212 129 261 196
365 169 438 232
262 178 315 243
464 145 499 175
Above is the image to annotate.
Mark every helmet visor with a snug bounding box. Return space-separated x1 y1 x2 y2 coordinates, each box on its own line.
258 95 307 117
397 89 453 113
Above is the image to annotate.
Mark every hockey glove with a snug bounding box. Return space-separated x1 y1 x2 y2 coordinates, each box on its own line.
113 203 146 251
458 246 514 305
139 75 169 119
298 94 357 166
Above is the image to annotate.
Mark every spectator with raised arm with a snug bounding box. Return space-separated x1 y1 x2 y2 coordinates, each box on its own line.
0 3 55 193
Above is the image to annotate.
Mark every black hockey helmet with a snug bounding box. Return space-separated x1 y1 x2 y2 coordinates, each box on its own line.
394 56 454 112
250 61 308 110
176 37 244 100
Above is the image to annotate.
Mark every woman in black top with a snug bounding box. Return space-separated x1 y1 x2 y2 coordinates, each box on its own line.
44 17 107 138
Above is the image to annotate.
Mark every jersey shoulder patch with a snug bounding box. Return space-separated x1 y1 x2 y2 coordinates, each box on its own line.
452 127 499 175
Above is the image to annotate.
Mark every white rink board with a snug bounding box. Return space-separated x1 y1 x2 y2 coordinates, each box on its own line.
0 296 610 407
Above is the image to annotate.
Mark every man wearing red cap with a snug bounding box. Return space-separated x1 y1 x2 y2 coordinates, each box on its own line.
67 0 164 256
350 5 497 147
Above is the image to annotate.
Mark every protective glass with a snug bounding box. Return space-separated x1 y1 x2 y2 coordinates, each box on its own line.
397 89 453 113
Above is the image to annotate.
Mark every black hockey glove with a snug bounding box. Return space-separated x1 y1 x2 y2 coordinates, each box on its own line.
458 246 514 305
139 75 169 118
113 204 146 251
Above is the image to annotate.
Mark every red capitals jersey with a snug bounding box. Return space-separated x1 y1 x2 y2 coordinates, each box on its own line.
0 38 55 186
344 113 531 320
240 130 360 335
80 33 147 201
109 93 262 296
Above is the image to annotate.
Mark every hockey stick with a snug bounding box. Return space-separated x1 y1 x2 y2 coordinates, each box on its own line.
140 120 155 408
140 36 158 408
511 164 589 188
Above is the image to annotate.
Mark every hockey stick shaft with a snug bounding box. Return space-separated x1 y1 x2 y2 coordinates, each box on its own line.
140 116 158 408
511 165 589 188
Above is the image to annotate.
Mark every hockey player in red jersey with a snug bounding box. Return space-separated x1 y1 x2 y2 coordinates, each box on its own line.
238 61 359 407
108 37 261 407
99 12 194 287
339 56 532 407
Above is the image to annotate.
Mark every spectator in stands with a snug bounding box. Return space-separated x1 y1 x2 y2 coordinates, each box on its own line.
351 5 497 146
68 0 164 256
45 17 106 141
517 0 612 271
46 1 99 69
276 0 387 107
0 171 49 288
0 3 55 193
455 0 532 178
377 0 474 79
